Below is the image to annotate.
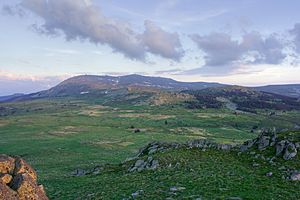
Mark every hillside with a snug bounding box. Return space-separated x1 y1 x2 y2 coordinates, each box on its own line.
184 86 300 112
256 84 300 98
1 93 300 199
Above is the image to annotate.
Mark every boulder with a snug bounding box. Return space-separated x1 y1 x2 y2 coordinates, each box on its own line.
276 140 286 156
0 154 15 174
0 154 48 200
0 174 12 184
240 139 257 152
14 158 37 181
258 136 270 150
290 172 300 181
270 133 277 146
283 143 297 160
128 157 160 172
10 173 48 200
0 181 18 200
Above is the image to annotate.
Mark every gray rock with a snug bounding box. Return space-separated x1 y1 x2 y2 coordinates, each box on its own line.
150 160 159 169
134 160 145 168
276 140 286 156
169 186 186 192
240 139 257 152
71 169 86 176
270 133 277 146
290 172 300 181
258 136 270 150
227 197 243 200
266 172 273 177
132 190 144 198
218 144 232 150
148 148 157 154
252 163 260 167
283 143 297 160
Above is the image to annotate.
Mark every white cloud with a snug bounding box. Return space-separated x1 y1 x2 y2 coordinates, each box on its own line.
13 0 184 61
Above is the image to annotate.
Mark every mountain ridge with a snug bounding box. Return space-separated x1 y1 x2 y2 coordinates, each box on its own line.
0 74 300 102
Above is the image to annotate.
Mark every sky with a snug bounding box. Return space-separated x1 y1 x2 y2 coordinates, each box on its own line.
1 0 300 95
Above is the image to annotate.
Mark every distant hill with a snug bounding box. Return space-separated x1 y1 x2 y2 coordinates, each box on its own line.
255 84 300 98
0 74 299 104
0 93 25 102
184 86 300 111
4 74 224 100
43 74 225 96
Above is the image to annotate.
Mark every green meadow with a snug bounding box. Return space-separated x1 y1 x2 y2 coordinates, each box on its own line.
1 98 300 199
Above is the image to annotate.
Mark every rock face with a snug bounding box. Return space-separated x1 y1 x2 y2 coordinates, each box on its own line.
0 154 48 200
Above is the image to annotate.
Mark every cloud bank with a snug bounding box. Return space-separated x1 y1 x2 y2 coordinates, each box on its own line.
188 31 287 75
19 0 184 61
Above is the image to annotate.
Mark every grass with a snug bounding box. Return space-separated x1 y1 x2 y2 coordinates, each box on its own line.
0 98 300 199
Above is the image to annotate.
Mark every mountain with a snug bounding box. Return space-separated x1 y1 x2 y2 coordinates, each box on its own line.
46 74 225 95
1 74 299 104
255 84 300 98
7 74 225 100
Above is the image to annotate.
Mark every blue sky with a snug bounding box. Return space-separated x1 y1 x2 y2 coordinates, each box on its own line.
1 0 300 95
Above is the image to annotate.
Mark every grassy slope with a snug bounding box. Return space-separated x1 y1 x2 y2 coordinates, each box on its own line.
0 98 300 199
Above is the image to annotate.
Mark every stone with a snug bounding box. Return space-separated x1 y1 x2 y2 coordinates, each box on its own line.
266 172 273 177
0 154 15 174
252 163 260 167
0 155 48 200
283 143 297 160
270 133 277 146
0 174 12 184
290 172 300 181
148 148 158 155
240 139 256 152
131 190 144 198
14 158 37 181
71 169 86 176
150 160 159 169
169 186 186 192
134 160 145 168
227 197 243 200
218 144 232 150
258 136 270 150
0 181 18 200
276 140 286 156
10 173 48 200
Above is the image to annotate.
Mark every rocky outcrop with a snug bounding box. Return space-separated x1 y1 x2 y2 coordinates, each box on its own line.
0 154 48 200
128 156 159 172
240 128 299 160
135 140 235 159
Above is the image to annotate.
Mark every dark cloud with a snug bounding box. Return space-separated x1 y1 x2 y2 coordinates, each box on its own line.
7 0 184 61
